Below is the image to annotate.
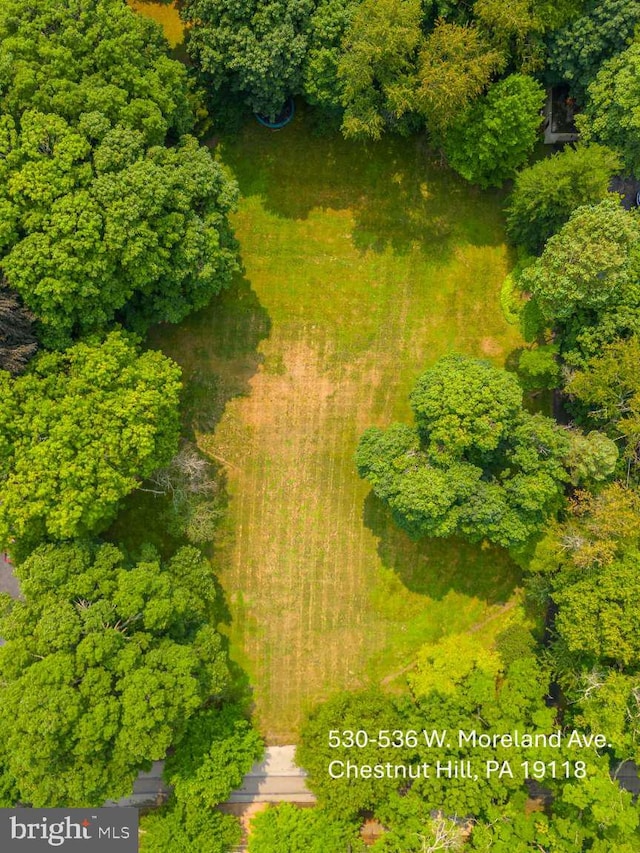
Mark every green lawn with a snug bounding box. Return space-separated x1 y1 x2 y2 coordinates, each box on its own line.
147 111 524 742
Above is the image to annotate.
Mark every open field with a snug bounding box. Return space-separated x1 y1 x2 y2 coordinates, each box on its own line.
145 112 525 741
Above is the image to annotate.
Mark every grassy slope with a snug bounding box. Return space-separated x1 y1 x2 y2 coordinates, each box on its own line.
147 114 524 742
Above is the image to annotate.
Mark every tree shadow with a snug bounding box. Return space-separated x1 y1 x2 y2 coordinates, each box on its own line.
219 104 507 258
363 492 521 605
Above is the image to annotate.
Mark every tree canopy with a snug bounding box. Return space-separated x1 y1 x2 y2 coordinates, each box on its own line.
0 542 229 806
506 144 622 254
442 73 545 188
578 41 640 174
518 198 640 325
0 332 181 548
357 355 571 551
0 0 239 347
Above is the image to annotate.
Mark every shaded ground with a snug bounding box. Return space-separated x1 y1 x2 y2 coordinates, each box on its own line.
146 113 524 741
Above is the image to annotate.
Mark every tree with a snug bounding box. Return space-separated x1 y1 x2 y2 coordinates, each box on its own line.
442 74 545 188
546 0 640 103
248 804 361 853
164 704 263 810
302 0 360 113
506 144 622 254
181 0 315 119
578 42 640 174
518 198 640 325
0 332 181 548
140 803 241 853
357 355 570 551
0 0 239 347
0 542 230 806
0 281 37 375
517 344 561 391
337 0 422 140
414 22 504 139
566 337 640 470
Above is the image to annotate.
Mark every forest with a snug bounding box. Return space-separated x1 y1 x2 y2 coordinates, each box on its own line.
0 0 640 850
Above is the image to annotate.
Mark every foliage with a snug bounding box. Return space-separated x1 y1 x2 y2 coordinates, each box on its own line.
578 42 640 174
0 542 229 806
140 802 241 853
517 344 560 391
566 337 640 469
564 430 619 486
546 0 640 102
181 0 315 118
0 281 37 375
518 198 640 325
442 74 545 188
0 0 238 347
164 704 263 809
248 804 362 853
302 0 360 111
357 355 570 551
506 144 622 254
337 0 422 139
0 332 181 548
414 22 504 139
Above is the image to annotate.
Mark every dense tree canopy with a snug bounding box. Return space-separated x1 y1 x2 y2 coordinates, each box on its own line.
248 804 360 853
506 144 622 254
578 41 640 174
518 198 640 325
0 542 229 806
0 0 239 346
357 355 571 551
0 332 181 548
442 73 545 187
546 0 640 102
337 0 422 139
181 0 315 118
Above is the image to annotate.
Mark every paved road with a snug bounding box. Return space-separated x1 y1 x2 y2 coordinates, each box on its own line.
227 746 315 804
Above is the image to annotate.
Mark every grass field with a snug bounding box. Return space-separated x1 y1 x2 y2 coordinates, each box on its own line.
147 112 525 742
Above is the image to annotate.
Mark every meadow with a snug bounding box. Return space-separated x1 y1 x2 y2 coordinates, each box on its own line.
143 113 525 741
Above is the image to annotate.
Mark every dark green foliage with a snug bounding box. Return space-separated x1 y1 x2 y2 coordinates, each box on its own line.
248 804 361 853
181 0 315 119
0 332 182 548
140 803 241 853
518 198 640 325
357 355 570 550
302 0 360 112
579 42 640 174
517 344 560 391
546 0 640 102
0 0 239 347
442 74 545 188
506 144 622 254
164 704 263 809
0 542 229 806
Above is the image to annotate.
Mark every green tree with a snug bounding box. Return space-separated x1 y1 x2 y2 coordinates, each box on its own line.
414 22 504 138
506 144 622 254
0 0 239 347
181 0 315 119
442 74 545 188
567 337 640 469
248 804 361 853
302 0 360 112
0 332 181 548
337 0 422 140
0 542 229 806
578 42 640 174
164 704 263 809
547 0 640 102
140 803 241 853
357 355 570 551
518 198 640 325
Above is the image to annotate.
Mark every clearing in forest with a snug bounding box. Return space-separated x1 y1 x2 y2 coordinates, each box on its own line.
150 114 524 742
